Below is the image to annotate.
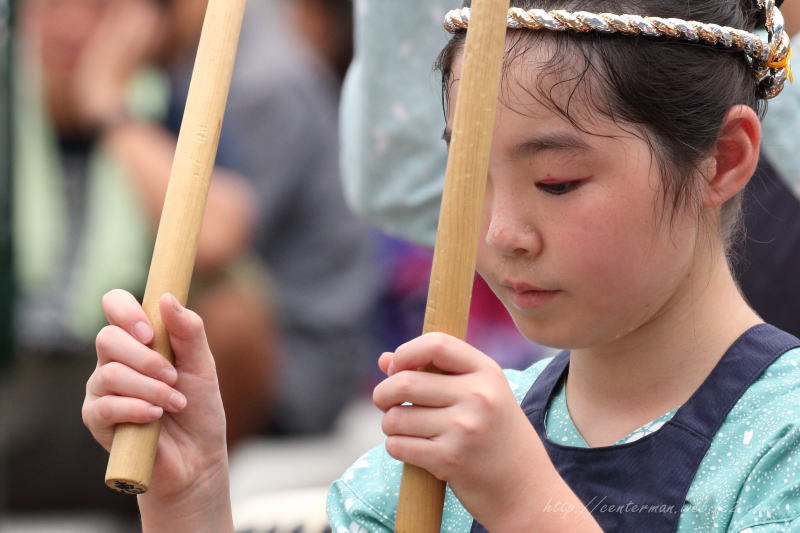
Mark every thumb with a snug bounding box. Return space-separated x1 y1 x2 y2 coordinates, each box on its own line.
159 293 216 378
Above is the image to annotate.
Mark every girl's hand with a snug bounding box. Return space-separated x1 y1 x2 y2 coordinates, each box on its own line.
82 290 232 529
373 332 546 529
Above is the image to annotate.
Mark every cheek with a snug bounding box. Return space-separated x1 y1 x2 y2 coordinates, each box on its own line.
556 195 677 300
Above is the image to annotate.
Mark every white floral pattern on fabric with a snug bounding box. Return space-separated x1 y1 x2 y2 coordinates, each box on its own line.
337 522 369 533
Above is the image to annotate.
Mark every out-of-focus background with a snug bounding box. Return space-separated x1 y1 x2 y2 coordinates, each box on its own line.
0 0 543 531
2 0 800 531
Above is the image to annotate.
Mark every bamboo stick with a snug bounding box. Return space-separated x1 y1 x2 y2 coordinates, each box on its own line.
104 0 247 494
394 0 510 531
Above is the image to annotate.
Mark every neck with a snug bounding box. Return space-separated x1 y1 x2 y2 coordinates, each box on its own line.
567 246 761 441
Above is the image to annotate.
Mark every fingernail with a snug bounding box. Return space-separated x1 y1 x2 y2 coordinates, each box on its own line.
168 392 187 412
157 366 177 384
134 321 153 343
148 406 164 418
388 361 395 375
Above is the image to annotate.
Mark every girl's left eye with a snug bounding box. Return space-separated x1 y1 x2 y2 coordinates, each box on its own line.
535 178 588 196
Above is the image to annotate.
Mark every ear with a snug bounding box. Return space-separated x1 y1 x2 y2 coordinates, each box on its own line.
703 105 761 208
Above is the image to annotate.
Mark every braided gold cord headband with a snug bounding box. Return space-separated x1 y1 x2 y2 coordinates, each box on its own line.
444 5 793 99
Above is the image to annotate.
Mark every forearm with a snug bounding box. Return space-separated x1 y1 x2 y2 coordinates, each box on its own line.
101 121 175 218
492 470 603 532
195 170 255 273
483 436 602 533
101 121 255 272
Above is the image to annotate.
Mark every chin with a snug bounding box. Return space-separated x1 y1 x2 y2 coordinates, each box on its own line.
511 316 575 350
512 310 615 351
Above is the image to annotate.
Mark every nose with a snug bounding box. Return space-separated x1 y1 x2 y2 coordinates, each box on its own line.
484 188 541 257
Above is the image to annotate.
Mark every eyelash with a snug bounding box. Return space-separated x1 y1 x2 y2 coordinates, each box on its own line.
536 179 587 196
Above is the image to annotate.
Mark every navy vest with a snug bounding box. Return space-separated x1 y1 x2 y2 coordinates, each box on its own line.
471 324 800 532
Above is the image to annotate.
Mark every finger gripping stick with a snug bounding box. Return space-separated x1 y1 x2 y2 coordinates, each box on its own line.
104 0 247 494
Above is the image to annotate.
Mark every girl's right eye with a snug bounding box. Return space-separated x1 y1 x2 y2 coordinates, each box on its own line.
535 177 591 196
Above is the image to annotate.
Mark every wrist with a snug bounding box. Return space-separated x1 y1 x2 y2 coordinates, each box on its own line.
477 425 602 533
94 107 138 139
72 78 129 134
138 462 233 533
98 107 133 130
487 494 601 533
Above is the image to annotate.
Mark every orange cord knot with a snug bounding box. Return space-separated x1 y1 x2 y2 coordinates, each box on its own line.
764 47 794 83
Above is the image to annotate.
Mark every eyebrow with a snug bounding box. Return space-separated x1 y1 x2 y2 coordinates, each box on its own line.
511 133 593 159
442 128 592 158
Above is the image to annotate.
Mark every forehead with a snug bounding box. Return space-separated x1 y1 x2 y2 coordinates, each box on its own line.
445 32 649 147
448 34 601 123
443 33 656 164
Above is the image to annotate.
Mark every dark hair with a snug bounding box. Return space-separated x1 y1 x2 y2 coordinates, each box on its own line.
437 0 768 252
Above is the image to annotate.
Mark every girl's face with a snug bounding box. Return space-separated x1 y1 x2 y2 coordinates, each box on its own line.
447 48 706 350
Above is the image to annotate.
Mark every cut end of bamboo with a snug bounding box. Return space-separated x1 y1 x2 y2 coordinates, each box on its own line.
104 421 160 494
105 478 148 495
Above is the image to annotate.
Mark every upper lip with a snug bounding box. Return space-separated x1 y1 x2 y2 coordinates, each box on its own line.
502 280 556 292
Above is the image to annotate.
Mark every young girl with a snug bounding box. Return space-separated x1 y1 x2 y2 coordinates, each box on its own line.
83 0 799 531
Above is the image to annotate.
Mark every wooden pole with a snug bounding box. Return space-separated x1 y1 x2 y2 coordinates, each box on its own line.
394 1 510 531
104 0 247 494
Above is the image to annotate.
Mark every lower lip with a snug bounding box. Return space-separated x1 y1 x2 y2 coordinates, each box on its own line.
509 289 560 309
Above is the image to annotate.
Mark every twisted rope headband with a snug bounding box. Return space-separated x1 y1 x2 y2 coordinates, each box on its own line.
444 3 793 99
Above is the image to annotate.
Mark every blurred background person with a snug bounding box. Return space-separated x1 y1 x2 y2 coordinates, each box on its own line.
157 0 378 436
212 0 379 436
290 0 354 82
2 0 378 524
3 0 274 520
